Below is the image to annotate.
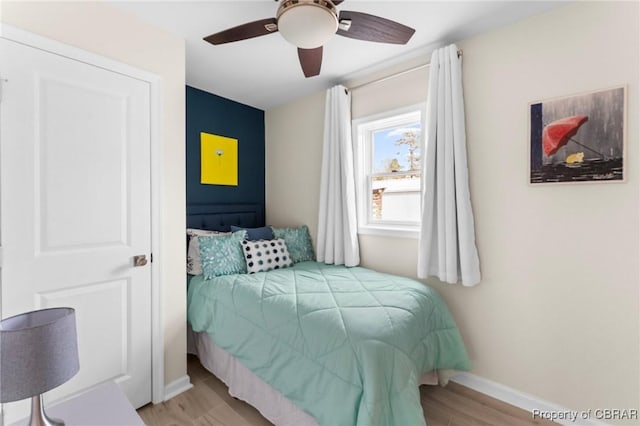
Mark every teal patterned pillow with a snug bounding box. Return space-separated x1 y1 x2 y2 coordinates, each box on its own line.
271 225 315 263
198 230 247 279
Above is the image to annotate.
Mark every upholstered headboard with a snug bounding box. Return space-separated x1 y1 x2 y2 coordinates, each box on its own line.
186 203 265 232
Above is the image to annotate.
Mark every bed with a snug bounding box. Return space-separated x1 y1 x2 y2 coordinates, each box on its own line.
185 204 470 426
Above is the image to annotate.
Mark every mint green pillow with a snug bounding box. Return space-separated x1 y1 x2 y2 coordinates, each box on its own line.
271 225 315 264
199 230 247 278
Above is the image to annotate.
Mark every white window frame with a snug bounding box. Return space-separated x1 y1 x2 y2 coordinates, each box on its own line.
353 103 425 239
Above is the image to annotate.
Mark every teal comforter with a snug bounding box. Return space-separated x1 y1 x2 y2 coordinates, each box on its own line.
188 261 470 426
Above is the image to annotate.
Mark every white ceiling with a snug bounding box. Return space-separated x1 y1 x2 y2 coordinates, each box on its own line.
111 0 569 110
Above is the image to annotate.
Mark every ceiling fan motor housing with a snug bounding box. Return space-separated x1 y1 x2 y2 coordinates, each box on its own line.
277 0 339 49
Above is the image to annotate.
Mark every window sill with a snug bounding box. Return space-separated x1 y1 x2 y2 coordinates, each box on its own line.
358 225 419 240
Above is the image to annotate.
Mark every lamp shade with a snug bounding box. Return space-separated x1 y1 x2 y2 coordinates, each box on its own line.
0 307 79 403
277 2 338 49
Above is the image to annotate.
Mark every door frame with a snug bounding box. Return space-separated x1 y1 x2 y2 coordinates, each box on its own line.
0 24 165 404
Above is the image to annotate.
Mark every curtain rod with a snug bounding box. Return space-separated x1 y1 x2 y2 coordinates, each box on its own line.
347 49 462 92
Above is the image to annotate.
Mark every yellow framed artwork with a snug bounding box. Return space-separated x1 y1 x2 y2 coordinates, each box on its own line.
200 132 238 186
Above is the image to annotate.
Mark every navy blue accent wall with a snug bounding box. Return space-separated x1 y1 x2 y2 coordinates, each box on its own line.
186 86 265 224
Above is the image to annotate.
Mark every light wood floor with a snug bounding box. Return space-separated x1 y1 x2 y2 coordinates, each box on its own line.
137 355 557 426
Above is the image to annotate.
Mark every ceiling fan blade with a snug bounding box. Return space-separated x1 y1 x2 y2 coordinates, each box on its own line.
337 11 415 45
298 47 323 78
204 18 278 45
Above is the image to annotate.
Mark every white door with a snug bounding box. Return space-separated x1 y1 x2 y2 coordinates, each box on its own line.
0 37 152 422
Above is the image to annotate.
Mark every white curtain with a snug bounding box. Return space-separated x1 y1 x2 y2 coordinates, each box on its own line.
317 85 360 266
418 44 481 286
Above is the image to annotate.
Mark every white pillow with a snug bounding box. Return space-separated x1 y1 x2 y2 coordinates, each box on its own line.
187 229 229 275
241 238 293 274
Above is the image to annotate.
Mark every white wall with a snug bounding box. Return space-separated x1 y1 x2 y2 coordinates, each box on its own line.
266 90 325 236
454 1 638 414
1 1 188 388
266 1 639 420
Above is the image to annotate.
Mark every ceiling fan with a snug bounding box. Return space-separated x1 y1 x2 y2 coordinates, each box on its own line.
203 0 415 78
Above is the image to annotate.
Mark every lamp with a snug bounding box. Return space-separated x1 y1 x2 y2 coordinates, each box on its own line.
276 0 339 49
0 308 80 426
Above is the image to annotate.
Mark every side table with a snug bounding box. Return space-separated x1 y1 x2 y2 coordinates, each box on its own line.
9 382 145 426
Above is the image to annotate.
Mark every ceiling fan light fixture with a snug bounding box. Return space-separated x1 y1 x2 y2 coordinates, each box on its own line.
277 0 338 49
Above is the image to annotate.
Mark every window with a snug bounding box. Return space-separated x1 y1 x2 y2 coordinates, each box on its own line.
353 105 423 238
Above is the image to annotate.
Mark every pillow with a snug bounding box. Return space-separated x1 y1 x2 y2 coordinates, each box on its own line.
271 225 315 264
241 238 292 274
198 230 247 279
230 225 274 241
186 229 229 275
187 228 222 237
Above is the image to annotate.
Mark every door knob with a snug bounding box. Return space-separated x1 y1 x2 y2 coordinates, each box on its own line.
133 255 148 267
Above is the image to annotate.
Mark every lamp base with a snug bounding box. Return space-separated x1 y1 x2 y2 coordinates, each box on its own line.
29 394 64 426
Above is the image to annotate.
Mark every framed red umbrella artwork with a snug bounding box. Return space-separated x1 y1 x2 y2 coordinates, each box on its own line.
529 86 626 184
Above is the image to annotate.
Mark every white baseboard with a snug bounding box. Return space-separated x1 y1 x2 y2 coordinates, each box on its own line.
451 373 610 426
163 375 193 402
